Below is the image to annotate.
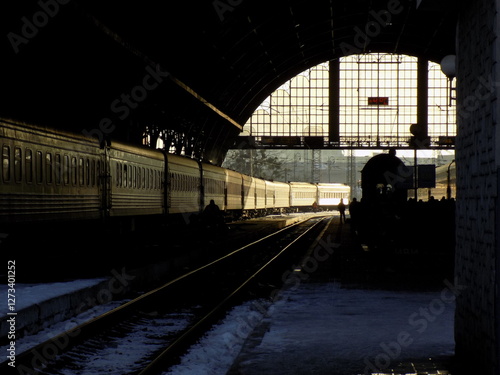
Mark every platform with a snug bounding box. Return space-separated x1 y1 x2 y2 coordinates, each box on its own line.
226 216 458 375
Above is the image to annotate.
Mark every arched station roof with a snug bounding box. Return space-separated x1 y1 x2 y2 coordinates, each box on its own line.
0 0 456 164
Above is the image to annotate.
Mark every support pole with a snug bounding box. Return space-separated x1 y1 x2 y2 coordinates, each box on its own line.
329 59 340 144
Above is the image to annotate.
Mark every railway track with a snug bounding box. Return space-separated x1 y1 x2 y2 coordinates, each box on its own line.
3 215 332 375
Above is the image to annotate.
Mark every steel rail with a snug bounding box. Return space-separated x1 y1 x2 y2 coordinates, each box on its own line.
2 215 329 374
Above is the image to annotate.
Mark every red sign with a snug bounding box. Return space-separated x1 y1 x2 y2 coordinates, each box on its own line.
368 97 389 105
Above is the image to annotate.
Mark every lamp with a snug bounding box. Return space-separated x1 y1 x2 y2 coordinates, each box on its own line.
440 55 456 78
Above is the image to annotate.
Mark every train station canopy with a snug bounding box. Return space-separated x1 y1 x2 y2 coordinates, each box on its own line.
0 0 456 164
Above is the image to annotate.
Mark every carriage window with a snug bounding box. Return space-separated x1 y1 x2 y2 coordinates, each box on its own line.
71 157 77 185
63 155 69 184
85 159 90 186
14 147 22 183
116 163 121 187
123 164 128 187
79 158 84 185
46 153 53 184
25 149 33 183
36 151 43 184
2 145 10 182
55 154 62 184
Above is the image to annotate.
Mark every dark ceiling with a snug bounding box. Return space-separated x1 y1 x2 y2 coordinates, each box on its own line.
0 0 457 164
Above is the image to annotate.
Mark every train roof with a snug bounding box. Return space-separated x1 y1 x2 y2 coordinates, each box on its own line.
110 140 164 160
0 118 100 146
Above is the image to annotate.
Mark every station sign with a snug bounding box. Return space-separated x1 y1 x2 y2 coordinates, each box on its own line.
368 97 389 106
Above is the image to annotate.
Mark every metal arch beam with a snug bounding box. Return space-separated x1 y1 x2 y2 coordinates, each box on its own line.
169 77 243 132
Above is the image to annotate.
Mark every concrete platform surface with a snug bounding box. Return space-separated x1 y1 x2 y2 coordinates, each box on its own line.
226 216 457 375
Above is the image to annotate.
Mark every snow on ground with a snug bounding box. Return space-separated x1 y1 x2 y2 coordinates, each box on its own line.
0 277 456 374
0 298 127 366
54 311 193 375
0 279 107 318
165 282 455 375
164 299 271 375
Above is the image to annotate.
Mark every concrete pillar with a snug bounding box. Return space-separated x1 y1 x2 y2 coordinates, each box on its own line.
455 0 499 373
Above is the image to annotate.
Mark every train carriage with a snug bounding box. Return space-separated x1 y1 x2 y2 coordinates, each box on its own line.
0 120 102 223
254 177 267 210
108 141 164 217
166 154 201 215
275 182 290 208
226 169 244 211
273 181 291 208
241 174 256 211
290 182 318 208
317 183 350 208
201 163 226 211
264 180 276 209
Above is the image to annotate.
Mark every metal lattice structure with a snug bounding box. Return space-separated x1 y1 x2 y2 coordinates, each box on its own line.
241 53 456 151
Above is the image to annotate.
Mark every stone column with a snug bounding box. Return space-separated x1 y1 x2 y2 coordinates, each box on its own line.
455 0 499 373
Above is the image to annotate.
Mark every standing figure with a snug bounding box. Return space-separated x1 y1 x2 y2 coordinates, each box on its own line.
337 198 346 223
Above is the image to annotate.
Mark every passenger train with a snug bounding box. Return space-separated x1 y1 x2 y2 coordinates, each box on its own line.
0 120 350 224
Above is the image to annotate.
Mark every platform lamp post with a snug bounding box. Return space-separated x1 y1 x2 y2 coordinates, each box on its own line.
440 56 456 201
440 55 456 138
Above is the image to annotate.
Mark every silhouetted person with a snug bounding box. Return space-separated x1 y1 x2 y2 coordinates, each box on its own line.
204 199 221 216
203 199 226 233
337 198 346 223
312 201 318 212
